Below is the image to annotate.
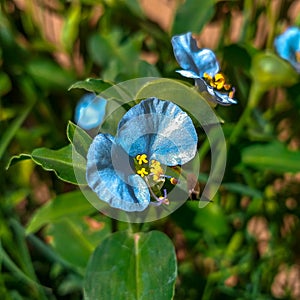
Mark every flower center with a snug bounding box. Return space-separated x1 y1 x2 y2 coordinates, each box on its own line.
134 154 179 206
203 72 235 98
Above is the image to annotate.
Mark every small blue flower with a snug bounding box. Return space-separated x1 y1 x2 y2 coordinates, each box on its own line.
74 93 107 130
86 97 198 212
274 26 300 72
171 32 237 106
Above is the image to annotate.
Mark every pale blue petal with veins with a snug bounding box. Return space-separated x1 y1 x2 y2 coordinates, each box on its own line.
86 97 198 212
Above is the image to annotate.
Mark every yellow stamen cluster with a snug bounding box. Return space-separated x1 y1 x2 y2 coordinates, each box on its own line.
134 154 180 206
136 154 148 165
203 72 235 98
137 168 149 177
150 160 164 181
135 154 178 185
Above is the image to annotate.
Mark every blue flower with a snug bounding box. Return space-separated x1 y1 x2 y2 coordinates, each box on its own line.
171 32 237 106
74 93 107 130
274 26 300 73
86 97 198 212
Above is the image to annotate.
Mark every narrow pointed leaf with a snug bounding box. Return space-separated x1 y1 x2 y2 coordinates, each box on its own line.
242 142 300 173
31 145 87 185
69 78 113 94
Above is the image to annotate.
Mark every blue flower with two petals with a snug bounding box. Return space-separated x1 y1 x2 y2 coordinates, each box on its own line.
274 26 300 73
86 97 198 212
74 93 107 130
171 32 237 106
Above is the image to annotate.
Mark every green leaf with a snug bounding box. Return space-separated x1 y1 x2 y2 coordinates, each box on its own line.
100 100 127 136
242 142 300 173
172 0 215 35
135 78 218 125
122 0 145 19
68 78 114 94
46 218 93 271
46 216 110 272
88 34 115 67
0 72 12 96
222 183 263 199
26 190 97 234
61 3 81 53
26 59 75 90
67 121 92 158
6 153 32 169
31 145 87 185
188 202 230 236
87 31 144 80
84 231 177 300
0 102 34 159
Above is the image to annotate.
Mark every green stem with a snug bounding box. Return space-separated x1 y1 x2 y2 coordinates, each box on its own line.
229 83 264 145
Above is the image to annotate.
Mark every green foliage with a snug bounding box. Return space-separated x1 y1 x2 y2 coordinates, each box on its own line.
172 0 216 35
84 231 177 300
2 0 300 299
26 190 97 234
242 142 300 173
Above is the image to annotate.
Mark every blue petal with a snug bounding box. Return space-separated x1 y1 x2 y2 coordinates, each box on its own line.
214 90 238 106
176 70 200 79
74 93 107 130
171 32 220 77
195 79 237 106
86 133 150 212
116 98 198 166
274 26 300 71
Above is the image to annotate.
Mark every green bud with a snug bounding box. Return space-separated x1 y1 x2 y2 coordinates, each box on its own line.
250 52 298 91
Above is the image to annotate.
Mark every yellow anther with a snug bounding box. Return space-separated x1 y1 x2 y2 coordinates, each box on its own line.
137 168 149 177
224 83 231 91
170 177 178 185
203 72 212 80
214 73 224 81
214 73 225 90
229 87 235 99
136 154 148 165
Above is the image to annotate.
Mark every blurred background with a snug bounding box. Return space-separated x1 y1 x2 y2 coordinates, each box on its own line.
1 0 300 299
